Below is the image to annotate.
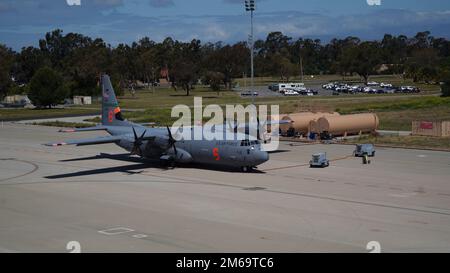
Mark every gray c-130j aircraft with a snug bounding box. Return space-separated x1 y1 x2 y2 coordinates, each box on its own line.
46 75 269 172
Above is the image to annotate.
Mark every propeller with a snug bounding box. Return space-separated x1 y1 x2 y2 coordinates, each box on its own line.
256 117 262 141
166 126 178 155
131 127 147 157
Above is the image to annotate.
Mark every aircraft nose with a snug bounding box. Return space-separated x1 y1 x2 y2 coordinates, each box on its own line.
257 151 269 164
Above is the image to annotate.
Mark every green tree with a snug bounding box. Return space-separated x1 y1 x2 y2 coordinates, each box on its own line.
28 67 68 108
214 43 248 89
351 42 382 84
204 71 225 94
274 56 297 81
65 38 109 97
406 48 440 83
15 46 51 83
0 44 15 100
171 60 197 96
442 81 450 97
440 59 450 97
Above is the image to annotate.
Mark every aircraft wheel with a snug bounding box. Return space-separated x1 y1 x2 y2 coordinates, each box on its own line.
168 160 176 169
161 159 176 169
242 166 249 172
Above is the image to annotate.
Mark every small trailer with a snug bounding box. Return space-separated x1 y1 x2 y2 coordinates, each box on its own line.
310 153 330 168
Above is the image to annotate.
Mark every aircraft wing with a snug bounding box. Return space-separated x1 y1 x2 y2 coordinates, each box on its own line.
44 135 124 147
225 119 292 131
265 119 292 126
59 126 107 133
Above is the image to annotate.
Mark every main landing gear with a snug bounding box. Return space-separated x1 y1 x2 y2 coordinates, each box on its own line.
160 157 176 169
241 166 256 172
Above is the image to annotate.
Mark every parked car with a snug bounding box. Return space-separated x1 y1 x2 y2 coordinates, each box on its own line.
400 86 420 93
283 90 299 96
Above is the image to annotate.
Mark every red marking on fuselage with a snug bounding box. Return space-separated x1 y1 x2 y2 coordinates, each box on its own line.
213 148 220 161
108 110 114 123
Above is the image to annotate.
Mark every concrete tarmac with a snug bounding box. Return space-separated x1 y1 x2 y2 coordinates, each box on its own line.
1 122 450 252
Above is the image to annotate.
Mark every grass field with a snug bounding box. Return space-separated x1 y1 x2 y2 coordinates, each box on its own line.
4 74 446 150
31 121 96 128
1 75 446 132
0 107 99 121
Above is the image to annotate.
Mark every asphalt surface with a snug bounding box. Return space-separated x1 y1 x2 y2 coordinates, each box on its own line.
1 122 450 252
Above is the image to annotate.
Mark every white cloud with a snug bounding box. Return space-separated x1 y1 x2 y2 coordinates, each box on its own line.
1 5 450 50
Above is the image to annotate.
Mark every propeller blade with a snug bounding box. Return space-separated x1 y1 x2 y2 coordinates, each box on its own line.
166 126 178 155
130 127 147 157
140 130 146 140
166 126 173 139
256 117 261 140
132 127 138 140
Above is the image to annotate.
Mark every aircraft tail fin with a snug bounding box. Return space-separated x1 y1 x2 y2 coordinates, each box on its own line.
101 74 125 126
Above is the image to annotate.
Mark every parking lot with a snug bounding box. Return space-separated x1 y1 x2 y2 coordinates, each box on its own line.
235 81 420 98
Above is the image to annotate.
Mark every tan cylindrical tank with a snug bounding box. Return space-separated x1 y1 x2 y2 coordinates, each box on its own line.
280 112 340 133
309 120 319 133
317 113 379 136
269 114 285 123
267 114 287 133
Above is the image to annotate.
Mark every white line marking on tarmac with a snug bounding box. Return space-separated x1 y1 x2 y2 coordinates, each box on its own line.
98 227 134 235
132 234 148 239
389 192 418 198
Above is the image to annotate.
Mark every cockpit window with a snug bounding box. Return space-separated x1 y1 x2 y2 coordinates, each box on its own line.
240 140 249 146
241 140 260 146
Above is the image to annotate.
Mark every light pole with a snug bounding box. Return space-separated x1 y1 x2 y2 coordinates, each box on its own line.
245 0 255 105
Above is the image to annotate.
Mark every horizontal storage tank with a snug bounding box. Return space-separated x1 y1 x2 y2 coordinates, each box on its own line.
309 120 319 134
317 113 379 136
280 112 341 134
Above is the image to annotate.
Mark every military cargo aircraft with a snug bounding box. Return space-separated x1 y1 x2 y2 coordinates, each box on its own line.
45 75 270 172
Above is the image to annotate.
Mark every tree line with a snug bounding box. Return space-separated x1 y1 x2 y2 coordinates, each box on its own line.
1 29 450 107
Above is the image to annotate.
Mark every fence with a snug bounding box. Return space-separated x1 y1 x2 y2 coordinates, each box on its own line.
412 121 450 137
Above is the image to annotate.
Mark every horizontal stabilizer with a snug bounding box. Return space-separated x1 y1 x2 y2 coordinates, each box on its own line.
137 122 157 127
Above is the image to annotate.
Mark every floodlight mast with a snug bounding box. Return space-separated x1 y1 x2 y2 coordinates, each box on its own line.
245 0 256 105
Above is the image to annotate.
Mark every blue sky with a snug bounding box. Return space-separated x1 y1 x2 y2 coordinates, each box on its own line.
1 0 450 50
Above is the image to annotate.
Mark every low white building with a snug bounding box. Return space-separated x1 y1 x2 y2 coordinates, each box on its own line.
3 95 31 105
73 96 92 105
